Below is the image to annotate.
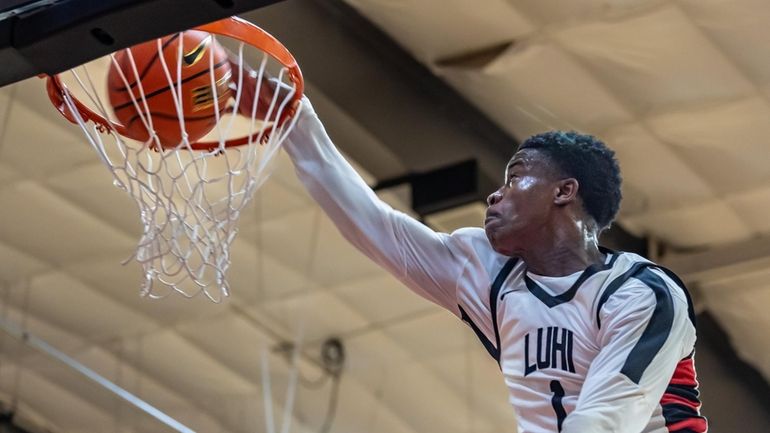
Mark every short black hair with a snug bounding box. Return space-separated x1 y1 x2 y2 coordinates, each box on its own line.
519 130 622 229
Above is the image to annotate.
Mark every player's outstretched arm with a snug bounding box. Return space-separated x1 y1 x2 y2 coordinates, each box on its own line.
281 99 479 314
561 269 703 433
228 61 492 316
281 99 478 313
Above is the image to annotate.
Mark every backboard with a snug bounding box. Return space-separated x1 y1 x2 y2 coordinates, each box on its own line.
0 0 283 86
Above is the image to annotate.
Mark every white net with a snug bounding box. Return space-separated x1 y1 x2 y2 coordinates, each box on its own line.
50 26 302 302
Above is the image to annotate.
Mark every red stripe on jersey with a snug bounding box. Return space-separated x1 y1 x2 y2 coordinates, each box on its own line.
661 393 699 408
662 356 707 432
669 356 698 386
667 417 708 432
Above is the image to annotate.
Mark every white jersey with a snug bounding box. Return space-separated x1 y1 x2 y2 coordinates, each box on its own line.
283 100 707 433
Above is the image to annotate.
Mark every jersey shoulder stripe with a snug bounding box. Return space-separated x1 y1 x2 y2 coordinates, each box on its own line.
595 260 652 328
619 267 675 384
596 261 696 329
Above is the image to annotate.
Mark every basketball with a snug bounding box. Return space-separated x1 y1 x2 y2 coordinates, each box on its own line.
107 30 232 148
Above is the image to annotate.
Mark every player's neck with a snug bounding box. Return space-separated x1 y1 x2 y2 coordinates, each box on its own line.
522 220 604 277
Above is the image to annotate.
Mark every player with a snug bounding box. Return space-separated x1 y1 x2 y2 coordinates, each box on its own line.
232 65 708 433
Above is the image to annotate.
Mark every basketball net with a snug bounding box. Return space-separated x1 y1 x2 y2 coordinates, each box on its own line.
45 18 303 302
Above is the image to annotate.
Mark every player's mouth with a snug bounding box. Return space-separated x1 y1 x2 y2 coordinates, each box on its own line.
484 211 501 227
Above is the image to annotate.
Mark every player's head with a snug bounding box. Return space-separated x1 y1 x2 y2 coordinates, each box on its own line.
484 130 622 255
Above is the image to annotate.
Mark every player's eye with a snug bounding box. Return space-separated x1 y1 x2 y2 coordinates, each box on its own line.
506 174 517 187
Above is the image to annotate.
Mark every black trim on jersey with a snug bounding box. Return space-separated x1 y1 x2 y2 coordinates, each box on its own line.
459 306 499 361
656 266 697 327
662 402 705 426
524 253 619 308
666 381 701 404
458 258 517 364
595 261 650 328
620 268 674 384
490 258 517 364
596 262 696 329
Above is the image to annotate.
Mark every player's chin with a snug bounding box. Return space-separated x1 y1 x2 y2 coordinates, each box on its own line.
485 228 513 256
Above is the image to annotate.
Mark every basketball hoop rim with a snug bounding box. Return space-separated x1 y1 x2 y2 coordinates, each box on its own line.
44 16 304 151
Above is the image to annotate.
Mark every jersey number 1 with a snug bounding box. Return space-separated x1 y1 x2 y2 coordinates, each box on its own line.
550 380 566 432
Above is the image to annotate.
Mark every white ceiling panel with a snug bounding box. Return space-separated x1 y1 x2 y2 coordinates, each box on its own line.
257 209 383 287
0 181 135 264
647 97 770 194
326 390 417 433
249 209 325 276
441 42 632 139
375 360 482 433
0 242 48 283
332 273 434 324
44 163 143 235
605 123 715 213
0 100 94 180
225 241 316 304
384 310 468 361
136 330 255 397
725 186 770 235
0 162 19 184
307 374 418 433
512 0 665 25
22 271 153 342
421 351 515 433
175 313 274 378
679 0 770 85
553 6 753 114
425 348 513 421
344 330 414 373
246 173 315 223
623 199 750 247
62 255 226 328
251 290 370 343
345 0 534 62
308 215 394 286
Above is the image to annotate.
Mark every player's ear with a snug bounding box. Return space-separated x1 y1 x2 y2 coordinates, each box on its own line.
554 178 579 206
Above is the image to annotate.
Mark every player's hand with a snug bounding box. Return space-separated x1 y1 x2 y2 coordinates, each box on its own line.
227 55 292 120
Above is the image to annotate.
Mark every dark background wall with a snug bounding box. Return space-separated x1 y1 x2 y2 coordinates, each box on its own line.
697 313 770 432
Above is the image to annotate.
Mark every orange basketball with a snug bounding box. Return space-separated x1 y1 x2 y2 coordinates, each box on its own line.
107 30 232 148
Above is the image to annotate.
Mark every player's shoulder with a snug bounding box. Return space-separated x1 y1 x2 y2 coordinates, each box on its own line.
612 252 685 292
447 226 514 276
446 227 493 256
598 252 693 314
449 226 487 240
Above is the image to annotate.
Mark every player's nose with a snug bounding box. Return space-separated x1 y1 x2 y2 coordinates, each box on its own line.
487 189 502 206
